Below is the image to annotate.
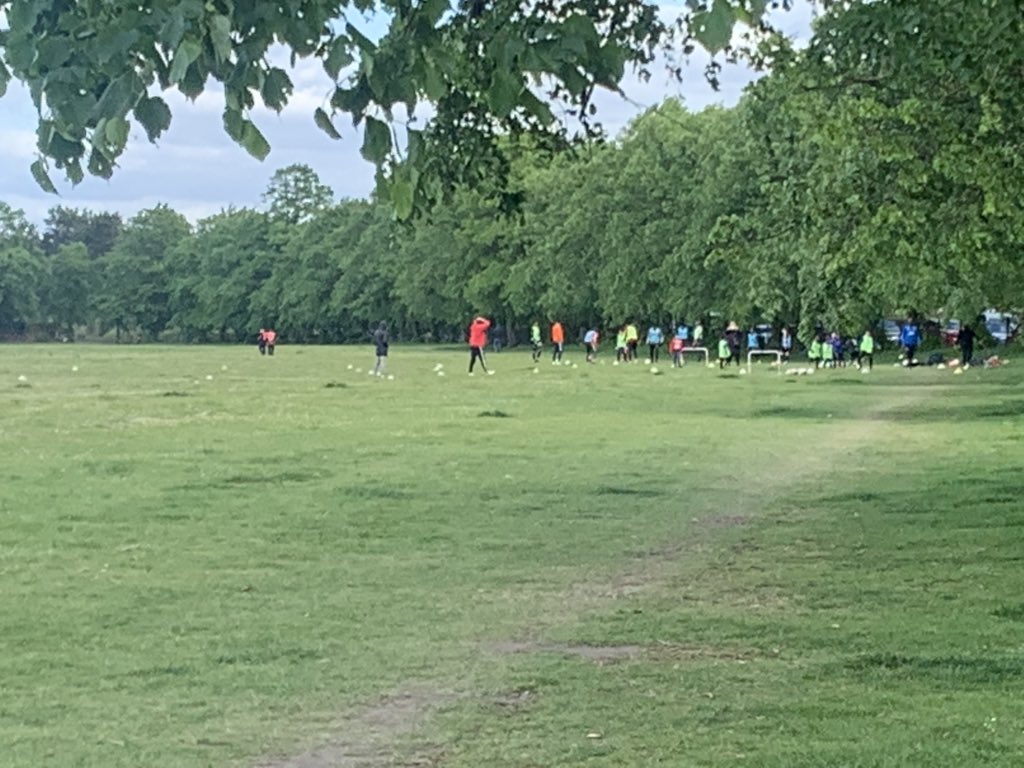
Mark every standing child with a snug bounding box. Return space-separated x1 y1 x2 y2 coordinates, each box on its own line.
646 324 664 363
780 326 793 361
858 328 874 372
625 322 639 361
718 337 731 369
693 320 704 348
530 321 543 363
725 322 743 368
372 321 389 376
669 335 684 368
821 334 835 368
257 328 267 355
615 326 628 363
584 328 600 363
809 335 822 369
264 328 277 356
550 320 565 364
468 315 491 374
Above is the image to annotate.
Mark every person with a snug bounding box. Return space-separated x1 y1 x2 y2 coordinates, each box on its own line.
958 323 976 367
491 322 505 353
780 326 793 361
584 328 599 363
725 321 742 368
718 336 731 369
809 334 822 369
257 328 267 355
530 320 543 363
746 327 759 354
830 332 844 367
675 322 689 346
899 316 920 364
373 321 389 376
468 315 491 374
693 320 704 348
669 334 684 367
615 325 628 363
821 333 834 368
264 328 277 355
858 328 875 372
646 323 664 362
550 319 565 364
625 322 639 361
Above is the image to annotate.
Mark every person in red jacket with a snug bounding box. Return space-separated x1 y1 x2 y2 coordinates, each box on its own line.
468 315 491 375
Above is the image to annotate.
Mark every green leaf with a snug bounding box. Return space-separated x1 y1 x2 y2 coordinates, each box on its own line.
390 173 414 220
0 59 9 99
208 14 233 63
694 0 736 53
240 120 270 160
104 116 130 151
346 23 377 53
519 90 555 126
92 75 137 122
487 69 523 117
419 0 450 25
421 60 447 101
169 38 203 85
314 107 342 140
361 116 392 163
324 36 354 80
30 160 58 194
223 107 245 142
133 96 173 142
261 68 293 112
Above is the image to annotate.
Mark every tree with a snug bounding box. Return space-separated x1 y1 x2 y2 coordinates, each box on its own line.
96 205 191 340
42 207 123 260
0 0 789 215
0 203 47 336
262 164 336 225
43 242 96 338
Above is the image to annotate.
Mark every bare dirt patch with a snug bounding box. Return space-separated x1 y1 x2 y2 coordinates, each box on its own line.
486 641 643 663
254 687 454 768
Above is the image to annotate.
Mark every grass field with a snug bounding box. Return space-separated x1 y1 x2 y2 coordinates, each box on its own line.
2 343 1023 767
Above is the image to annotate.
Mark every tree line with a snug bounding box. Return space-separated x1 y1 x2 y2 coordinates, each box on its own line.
1 1 1020 346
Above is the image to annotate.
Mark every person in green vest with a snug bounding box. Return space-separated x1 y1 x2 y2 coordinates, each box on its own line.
530 321 543 363
615 326 628 363
820 335 835 368
858 328 875 372
718 337 731 369
809 336 823 369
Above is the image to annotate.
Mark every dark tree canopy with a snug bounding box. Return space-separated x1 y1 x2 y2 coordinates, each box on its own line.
0 0 802 216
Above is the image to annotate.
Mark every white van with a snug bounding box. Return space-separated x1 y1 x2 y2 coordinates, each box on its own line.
982 310 1020 343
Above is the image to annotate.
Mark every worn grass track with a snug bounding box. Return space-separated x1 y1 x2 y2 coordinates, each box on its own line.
1 344 1021 767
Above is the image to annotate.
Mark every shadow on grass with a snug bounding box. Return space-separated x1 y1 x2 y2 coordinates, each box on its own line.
878 397 1024 422
846 653 1024 685
594 485 666 498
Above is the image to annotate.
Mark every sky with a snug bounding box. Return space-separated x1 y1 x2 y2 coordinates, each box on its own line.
0 4 813 227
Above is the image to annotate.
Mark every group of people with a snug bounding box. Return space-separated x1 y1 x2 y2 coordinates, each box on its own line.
363 314 977 377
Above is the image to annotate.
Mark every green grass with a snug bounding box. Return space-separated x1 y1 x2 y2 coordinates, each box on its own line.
1 344 1022 767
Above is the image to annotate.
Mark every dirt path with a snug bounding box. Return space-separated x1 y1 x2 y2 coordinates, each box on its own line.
253 387 932 767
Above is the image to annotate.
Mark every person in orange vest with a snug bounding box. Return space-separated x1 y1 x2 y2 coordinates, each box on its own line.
550 320 565 364
468 315 491 375
264 328 277 355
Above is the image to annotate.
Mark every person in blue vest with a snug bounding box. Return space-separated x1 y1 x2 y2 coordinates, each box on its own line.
646 324 665 363
899 316 921 365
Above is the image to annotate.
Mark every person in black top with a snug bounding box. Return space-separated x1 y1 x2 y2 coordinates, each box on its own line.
958 324 976 367
373 321 389 376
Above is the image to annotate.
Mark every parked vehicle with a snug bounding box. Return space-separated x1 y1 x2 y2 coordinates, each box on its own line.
941 319 961 345
983 310 1019 344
